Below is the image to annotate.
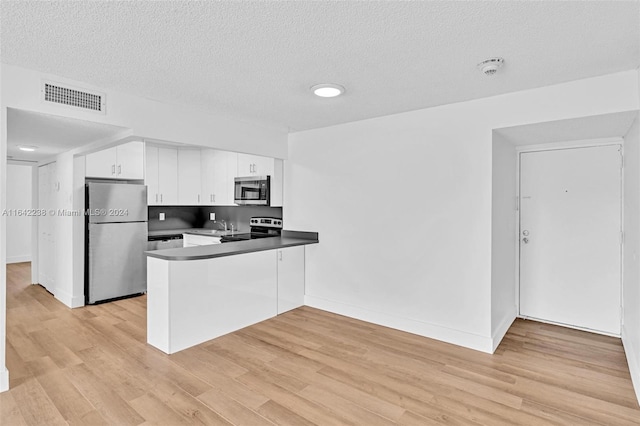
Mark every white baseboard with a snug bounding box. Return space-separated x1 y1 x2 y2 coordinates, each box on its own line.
491 308 517 352
621 325 640 405
304 295 494 353
54 289 85 309
0 367 9 393
6 255 31 264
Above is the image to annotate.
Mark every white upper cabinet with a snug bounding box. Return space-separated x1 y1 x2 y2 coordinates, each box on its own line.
146 144 281 207
158 147 178 205
85 147 116 178
146 145 178 205
202 149 237 205
271 159 283 207
178 149 202 205
145 145 159 205
115 141 145 179
237 153 274 177
85 141 144 180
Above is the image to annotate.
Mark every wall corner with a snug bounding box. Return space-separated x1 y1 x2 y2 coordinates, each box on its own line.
622 325 640 405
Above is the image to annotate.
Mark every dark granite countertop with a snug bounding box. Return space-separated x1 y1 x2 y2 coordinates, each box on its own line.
146 230 318 261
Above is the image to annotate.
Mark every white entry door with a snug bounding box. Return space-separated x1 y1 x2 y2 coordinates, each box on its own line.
519 145 622 335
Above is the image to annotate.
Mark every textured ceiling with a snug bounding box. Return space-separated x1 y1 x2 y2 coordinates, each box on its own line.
7 109 129 162
1 1 639 132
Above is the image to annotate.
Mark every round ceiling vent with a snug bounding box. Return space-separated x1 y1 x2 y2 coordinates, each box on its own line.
477 57 504 76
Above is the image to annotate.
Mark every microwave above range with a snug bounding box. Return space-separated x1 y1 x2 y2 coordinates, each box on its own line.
234 175 270 206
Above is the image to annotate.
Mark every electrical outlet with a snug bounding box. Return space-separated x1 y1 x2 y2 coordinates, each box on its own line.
210 212 215 221
159 213 165 221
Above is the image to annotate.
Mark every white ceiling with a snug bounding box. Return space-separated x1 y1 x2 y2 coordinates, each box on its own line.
495 111 639 146
7 109 129 163
1 1 639 133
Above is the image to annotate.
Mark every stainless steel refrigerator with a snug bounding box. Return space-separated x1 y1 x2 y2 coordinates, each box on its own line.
86 182 148 304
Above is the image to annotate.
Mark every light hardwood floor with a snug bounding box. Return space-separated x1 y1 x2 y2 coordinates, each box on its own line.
1 262 639 425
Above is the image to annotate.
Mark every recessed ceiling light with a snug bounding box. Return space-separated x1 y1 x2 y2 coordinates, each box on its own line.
311 83 345 98
17 145 38 152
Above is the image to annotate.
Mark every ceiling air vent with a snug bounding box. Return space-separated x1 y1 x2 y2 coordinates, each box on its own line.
43 82 105 113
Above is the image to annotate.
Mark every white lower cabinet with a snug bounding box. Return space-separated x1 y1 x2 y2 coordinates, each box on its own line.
277 246 305 314
148 250 278 354
147 246 306 354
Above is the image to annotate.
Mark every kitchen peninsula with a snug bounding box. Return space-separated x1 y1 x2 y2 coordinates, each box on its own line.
146 231 318 354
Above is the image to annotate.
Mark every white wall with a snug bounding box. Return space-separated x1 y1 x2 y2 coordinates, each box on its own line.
6 164 33 263
52 152 80 307
71 157 85 307
1 66 8 391
286 70 639 353
623 113 640 403
490 132 517 350
30 166 38 284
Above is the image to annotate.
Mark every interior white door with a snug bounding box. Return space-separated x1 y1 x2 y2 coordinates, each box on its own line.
519 145 622 335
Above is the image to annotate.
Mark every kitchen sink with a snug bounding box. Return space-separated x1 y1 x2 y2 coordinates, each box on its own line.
220 233 279 243
220 234 252 242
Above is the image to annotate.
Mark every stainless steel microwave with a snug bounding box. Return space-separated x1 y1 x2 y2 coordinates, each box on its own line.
234 175 270 206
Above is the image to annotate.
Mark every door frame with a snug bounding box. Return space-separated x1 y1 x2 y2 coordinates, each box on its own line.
515 137 624 336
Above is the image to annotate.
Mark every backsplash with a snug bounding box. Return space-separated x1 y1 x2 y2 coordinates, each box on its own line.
148 206 203 231
148 205 282 232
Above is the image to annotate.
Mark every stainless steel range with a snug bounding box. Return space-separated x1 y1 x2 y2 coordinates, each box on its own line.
220 217 282 242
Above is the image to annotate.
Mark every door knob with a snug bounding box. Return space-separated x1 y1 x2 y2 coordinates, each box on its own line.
522 238 529 244
522 230 529 236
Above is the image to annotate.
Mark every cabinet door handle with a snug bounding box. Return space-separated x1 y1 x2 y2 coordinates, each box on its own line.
197 194 200 203
111 165 116 175
155 194 158 202
160 194 163 203
212 194 216 202
279 251 283 261
118 165 122 175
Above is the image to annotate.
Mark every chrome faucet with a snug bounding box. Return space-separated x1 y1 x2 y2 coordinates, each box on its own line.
214 220 227 232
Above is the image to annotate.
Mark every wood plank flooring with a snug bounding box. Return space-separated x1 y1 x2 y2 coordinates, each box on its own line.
1 261 639 425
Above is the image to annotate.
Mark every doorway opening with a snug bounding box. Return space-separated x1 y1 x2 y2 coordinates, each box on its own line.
518 144 622 335
490 110 638 348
